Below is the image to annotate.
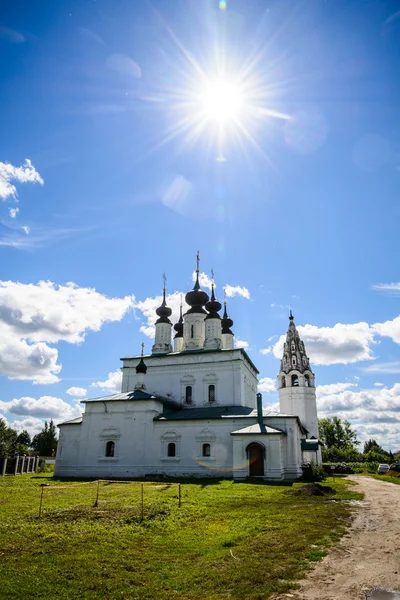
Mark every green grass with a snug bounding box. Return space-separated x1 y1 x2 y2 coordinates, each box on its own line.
0 475 363 600
366 473 400 485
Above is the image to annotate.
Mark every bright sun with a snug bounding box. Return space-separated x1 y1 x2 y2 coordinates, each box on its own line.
200 79 244 124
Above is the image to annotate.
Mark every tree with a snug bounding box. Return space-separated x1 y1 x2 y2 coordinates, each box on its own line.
319 417 360 451
16 430 31 447
0 418 18 458
363 439 390 463
31 420 58 456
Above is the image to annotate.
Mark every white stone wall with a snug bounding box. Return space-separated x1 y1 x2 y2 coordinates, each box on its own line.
183 313 206 350
121 350 258 409
204 318 222 350
152 322 172 354
55 404 304 481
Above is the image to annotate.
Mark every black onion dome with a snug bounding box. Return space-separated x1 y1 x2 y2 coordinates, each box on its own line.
136 356 147 374
155 289 172 324
205 286 222 320
185 272 209 315
221 302 234 334
174 305 184 338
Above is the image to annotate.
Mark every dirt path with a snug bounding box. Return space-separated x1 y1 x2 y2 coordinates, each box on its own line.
278 477 400 600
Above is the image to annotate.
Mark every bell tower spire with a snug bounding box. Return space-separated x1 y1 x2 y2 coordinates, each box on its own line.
278 312 320 459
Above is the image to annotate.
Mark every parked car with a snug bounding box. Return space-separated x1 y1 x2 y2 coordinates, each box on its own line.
389 463 400 472
377 463 390 474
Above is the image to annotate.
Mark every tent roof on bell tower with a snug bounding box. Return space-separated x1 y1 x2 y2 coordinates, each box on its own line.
280 311 312 374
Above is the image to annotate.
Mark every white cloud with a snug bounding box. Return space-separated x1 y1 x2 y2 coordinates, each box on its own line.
22 225 30 235
9 207 19 218
258 377 276 393
316 382 357 398
134 291 184 341
235 338 249 349
270 322 375 366
0 395 80 421
192 271 213 290
224 285 250 299
0 280 134 383
373 315 400 344
10 416 47 437
260 347 272 355
374 382 384 387
317 382 400 449
0 159 43 201
66 387 87 397
362 361 400 374
372 282 400 294
91 370 122 394
0 338 61 384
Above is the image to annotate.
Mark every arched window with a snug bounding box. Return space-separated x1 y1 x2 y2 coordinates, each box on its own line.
291 374 299 387
105 441 115 457
281 376 286 388
304 374 310 387
292 356 296 367
185 385 193 404
167 442 176 457
291 342 295 352
202 443 211 457
191 325 194 338
208 384 215 403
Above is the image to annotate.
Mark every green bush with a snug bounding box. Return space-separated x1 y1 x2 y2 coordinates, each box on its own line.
322 462 379 474
301 463 327 482
37 463 54 474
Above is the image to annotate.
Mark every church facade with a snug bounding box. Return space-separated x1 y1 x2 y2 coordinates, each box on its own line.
55 264 321 481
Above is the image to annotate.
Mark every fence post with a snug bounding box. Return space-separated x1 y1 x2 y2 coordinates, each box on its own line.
178 483 181 508
141 483 144 521
13 456 19 475
1 458 7 477
94 480 100 507
39 484 47 517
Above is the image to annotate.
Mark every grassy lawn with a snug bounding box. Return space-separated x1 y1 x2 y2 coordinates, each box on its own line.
0 475 362 600
366 473 400 485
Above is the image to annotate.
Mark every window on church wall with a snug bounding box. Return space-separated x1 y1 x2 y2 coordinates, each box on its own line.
292 356 296 367
202 443 211 457
208 384 215 403
281 376 286 388
167 442 176 457
304 374 310 387
291 374 299 387
291 342 295 352
185 385 193 404
191 325 194 338
105 441 115 457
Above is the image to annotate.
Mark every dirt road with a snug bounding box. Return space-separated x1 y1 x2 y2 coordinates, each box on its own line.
281 477 400 600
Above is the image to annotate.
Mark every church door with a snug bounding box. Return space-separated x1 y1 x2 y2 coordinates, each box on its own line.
249 443 264 477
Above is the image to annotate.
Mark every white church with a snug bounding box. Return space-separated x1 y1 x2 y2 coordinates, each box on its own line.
55 261 321 481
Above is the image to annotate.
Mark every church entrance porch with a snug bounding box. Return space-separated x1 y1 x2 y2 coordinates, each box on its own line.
247 442 265 477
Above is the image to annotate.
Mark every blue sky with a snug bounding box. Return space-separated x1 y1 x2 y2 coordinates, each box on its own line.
1 0 400 450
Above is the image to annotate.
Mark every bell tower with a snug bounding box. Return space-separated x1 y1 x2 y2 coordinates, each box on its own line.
278 312 320 447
